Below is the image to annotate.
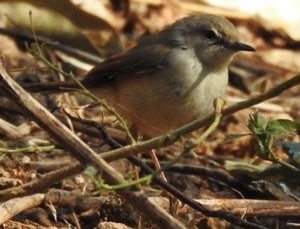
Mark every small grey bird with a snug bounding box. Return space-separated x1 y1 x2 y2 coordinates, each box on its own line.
24 14 255 137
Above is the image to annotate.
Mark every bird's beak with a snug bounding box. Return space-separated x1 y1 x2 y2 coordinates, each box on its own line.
227 41 255 52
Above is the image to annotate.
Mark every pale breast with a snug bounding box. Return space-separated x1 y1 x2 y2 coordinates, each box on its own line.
185 69 228 119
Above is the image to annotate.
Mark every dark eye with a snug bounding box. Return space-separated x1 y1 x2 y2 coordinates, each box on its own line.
202 29 219 39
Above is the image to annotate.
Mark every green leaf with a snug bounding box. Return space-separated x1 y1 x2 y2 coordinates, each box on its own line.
266 119 300 136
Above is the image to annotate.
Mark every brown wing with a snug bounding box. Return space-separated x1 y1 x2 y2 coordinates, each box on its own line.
82 44 171 88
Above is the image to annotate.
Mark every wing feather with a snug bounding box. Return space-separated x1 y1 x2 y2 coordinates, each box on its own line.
82 44 171 88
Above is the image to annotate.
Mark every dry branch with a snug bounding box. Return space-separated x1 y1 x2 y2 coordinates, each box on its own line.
0 194 45 225
150 197 300 217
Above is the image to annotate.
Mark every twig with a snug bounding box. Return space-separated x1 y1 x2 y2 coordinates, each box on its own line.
151 197 300 217
0 118 27 139
0 145 54 154
0 193 45 225
0 162 84 201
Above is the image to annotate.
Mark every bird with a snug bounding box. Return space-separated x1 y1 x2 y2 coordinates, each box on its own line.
23 14 255 137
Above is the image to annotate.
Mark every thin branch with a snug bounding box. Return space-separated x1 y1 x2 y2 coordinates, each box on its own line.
151 197 300 217
0 145 54 153
0 193 45 225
